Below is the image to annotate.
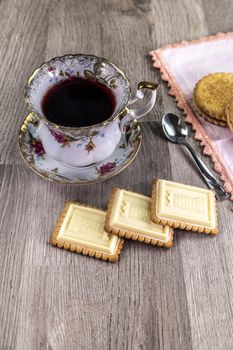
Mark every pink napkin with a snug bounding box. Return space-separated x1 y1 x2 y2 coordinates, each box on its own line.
150 32 233 200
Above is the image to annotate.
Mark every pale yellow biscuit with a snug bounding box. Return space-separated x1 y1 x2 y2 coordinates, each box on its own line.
50 202 124 262
105 188 174 248
151 179 219 235
193 73 233 121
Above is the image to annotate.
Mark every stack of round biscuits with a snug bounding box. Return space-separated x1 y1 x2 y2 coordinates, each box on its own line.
193 73 233 131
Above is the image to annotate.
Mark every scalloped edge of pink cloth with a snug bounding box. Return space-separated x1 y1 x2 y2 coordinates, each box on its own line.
150 32 233 200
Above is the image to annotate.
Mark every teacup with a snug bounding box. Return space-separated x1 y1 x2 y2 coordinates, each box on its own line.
24 54 158 167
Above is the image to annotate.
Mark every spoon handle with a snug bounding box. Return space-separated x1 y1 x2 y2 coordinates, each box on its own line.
182 141 230 200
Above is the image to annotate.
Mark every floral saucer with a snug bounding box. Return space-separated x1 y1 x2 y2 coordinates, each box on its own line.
18 114 142 184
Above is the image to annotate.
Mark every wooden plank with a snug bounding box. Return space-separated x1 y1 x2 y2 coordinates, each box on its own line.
0 0 49 166
202 0 233 34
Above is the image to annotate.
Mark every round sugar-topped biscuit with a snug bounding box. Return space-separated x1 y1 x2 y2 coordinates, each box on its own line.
226 96 233 131
193 102 227 127
193 73 233 121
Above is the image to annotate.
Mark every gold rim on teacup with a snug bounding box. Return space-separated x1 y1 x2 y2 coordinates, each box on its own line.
24 53 132 132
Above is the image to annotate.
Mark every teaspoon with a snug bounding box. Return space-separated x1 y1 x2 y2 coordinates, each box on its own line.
162 113 230 200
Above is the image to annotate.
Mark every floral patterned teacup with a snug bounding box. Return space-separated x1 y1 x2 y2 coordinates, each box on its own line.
24 54 158 167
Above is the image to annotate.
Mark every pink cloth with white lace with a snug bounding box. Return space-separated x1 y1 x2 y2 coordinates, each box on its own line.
150 32 233 200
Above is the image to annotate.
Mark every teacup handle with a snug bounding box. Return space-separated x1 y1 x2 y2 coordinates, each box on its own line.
120 81 158 132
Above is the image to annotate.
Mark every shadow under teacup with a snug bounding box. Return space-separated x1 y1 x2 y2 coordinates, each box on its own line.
24 54 158 167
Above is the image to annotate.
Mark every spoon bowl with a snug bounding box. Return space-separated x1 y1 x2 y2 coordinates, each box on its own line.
162 113 188 143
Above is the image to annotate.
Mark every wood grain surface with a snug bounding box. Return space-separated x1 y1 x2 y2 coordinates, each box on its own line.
0 1 233 349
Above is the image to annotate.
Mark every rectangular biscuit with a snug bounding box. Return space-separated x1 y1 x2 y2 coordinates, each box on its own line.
151 179 218 234
50 202 124 262
105 188 174 247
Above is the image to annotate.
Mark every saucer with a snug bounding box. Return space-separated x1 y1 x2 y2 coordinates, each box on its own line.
18 114 142 184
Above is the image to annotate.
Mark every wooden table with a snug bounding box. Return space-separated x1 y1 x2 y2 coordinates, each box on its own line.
1 1 233 349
